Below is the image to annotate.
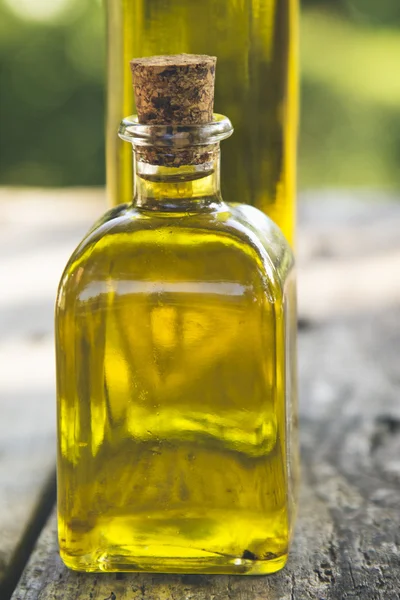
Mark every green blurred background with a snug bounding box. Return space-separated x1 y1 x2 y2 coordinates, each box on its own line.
1 0 400 190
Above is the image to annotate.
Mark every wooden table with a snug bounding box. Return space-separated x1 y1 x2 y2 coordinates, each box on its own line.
1 189 399 600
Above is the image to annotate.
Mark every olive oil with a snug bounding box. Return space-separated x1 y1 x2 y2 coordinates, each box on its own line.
56 56 298 574
56 199 297 574
105 0 298 245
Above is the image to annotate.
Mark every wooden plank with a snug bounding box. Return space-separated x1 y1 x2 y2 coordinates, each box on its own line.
11 310 400 599
0 189 105 598
297 193 400 319
9 192 400 599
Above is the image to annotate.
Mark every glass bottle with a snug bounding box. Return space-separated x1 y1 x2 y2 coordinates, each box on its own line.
105 0 298 245
56 55 298 575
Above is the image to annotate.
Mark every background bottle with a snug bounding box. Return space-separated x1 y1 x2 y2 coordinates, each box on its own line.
105 0 298 246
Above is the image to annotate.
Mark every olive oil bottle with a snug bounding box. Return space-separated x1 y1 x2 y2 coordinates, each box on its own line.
56 54 298 575
105 0 298 245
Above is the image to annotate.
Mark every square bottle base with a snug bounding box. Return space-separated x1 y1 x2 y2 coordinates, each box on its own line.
60 549 288 575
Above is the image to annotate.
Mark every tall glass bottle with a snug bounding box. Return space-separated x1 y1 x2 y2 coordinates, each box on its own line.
105 0 298 245
56 55 298 574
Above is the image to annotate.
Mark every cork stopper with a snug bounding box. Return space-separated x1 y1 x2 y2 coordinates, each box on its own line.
130 54 216 125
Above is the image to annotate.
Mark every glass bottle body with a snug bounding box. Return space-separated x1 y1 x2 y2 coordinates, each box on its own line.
56 123 298 574
105 0 298 245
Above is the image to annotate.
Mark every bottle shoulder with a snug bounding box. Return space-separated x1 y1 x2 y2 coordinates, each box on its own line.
228 203 295 287
57 202 294 303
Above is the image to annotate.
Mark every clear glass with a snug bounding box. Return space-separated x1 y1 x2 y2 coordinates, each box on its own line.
56 117 298 575
105 0 298 246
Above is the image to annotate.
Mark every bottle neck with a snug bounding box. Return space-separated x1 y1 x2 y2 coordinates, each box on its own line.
118 114 234 210
133 145 222 212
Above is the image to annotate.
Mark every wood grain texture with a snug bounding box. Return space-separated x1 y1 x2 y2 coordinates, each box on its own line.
10 312 400 599
2 189 400 599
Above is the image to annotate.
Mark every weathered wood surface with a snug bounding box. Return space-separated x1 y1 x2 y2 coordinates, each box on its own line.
11 311 400 600
1 189 399 599
0 189 104 598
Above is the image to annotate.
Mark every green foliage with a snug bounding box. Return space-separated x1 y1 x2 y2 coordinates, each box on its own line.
302 0 400 26
1 0 400 189
0 0 105 186
300 9 400 188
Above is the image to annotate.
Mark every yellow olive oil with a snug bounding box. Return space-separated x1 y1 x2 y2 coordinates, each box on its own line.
105 0 298 245
57 72 297 573
56 201 297 575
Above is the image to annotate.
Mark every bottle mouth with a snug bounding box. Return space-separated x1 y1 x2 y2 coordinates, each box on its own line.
118 114 233 147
